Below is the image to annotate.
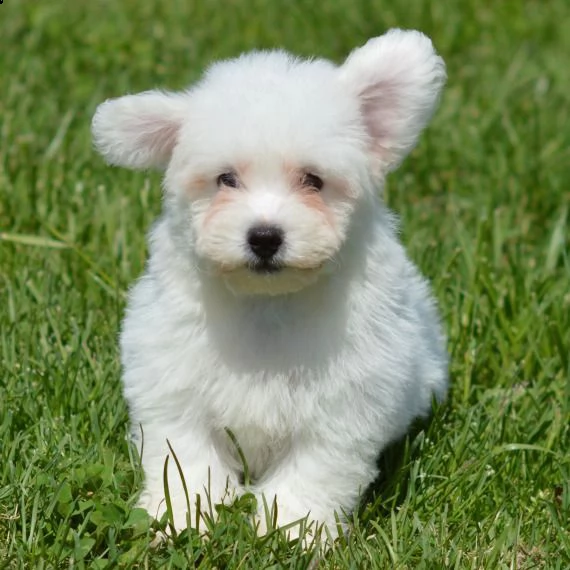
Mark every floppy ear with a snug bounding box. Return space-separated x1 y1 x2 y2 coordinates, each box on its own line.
340 29 446 170
91 90 190 169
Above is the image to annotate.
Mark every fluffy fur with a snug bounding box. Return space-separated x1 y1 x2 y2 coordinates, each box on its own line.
92 29 448 543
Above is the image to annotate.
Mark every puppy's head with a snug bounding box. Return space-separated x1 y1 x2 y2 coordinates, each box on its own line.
92 29 445 296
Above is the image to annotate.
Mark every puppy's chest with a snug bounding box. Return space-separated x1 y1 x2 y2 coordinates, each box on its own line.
200 331 331 434
202 365 310 436
171 292 354 428
205 300 339 374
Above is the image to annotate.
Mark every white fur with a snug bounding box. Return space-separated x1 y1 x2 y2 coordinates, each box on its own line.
92 29 448 543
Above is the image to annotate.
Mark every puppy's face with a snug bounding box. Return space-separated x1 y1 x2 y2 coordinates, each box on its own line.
182 160 354 295
92 30 446 295
164 58 367 294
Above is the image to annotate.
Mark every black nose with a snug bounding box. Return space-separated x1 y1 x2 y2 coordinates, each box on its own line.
247 225 284 259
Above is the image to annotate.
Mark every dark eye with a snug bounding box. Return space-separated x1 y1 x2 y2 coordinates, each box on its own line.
301 173 323 191
217 172 239 188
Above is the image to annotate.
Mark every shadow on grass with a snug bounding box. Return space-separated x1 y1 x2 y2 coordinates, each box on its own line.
359 399 450 525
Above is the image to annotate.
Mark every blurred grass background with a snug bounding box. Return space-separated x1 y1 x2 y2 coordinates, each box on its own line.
1 0 569 568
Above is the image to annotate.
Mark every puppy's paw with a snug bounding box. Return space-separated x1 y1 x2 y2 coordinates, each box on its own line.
255 495 341 548
255 502 305 540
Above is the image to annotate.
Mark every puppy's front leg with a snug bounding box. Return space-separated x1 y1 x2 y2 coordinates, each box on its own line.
137 428 239 532
253 437 379 543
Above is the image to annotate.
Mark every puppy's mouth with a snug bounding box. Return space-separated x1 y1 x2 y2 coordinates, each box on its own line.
248 259 283 274
214 259 325 276
216 258 327 296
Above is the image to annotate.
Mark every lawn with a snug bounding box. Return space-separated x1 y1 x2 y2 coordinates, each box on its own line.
1 0 569 568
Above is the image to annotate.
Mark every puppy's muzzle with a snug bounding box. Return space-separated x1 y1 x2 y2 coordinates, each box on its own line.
247 224 283 273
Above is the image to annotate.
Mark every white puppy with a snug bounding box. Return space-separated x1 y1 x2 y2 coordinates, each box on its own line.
92 29 448 542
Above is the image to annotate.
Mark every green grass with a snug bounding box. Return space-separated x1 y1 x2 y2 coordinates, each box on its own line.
1 0 569 567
